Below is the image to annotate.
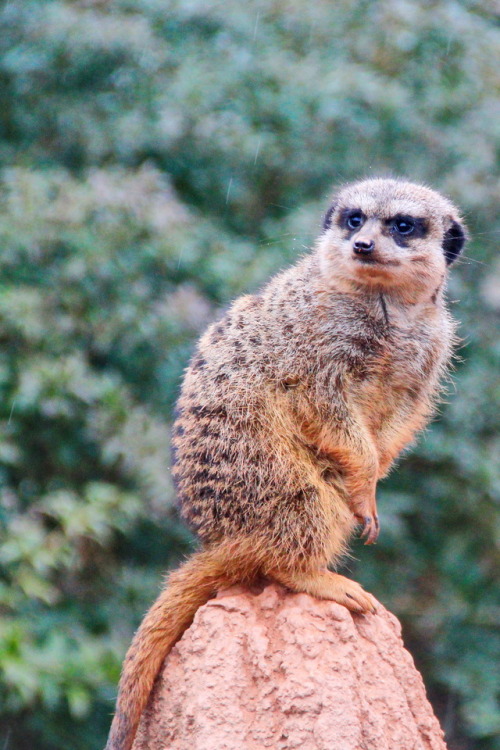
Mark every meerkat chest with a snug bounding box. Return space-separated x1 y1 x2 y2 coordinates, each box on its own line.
378 324 440 387
349 309 450 429
307 300 450 410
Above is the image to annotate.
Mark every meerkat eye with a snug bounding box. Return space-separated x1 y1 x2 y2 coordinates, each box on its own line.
393 218 415 235
346 212 364 230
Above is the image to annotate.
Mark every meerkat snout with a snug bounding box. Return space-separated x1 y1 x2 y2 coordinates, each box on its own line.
353 238 375 256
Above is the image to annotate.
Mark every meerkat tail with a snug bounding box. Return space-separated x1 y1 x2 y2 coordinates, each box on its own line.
105 539 262 750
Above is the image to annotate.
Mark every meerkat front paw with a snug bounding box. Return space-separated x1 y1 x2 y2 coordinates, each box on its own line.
349 496 380 544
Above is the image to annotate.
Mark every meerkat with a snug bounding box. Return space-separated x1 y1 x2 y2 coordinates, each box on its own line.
105 178 466 750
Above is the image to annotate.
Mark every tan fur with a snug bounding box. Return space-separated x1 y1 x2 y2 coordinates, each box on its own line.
105 178 466 750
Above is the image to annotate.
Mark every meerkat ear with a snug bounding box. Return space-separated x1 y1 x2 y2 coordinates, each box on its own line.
443 219 466 265
323 204 336 231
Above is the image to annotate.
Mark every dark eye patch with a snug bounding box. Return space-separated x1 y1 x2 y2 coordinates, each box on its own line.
338 208 366 237
386 215 428 247
393 218 414 234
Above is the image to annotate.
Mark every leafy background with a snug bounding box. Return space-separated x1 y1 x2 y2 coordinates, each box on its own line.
0 1 498 748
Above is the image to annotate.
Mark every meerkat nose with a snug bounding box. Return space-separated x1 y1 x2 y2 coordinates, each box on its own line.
353 239 375 255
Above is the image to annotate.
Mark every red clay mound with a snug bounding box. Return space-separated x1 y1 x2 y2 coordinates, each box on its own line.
133 583 447 750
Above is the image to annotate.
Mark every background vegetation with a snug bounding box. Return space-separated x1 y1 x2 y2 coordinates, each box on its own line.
0 1 498 748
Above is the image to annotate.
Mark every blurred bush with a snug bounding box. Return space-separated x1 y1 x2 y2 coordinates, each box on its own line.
0 2 498 749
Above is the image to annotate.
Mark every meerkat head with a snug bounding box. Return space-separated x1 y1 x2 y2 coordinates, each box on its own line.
318 178 467 302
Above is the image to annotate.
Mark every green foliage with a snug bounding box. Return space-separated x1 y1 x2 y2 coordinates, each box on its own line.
0 2 498 749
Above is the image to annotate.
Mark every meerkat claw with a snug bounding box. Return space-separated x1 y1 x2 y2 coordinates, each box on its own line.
360 516 379 545
359 516 370 535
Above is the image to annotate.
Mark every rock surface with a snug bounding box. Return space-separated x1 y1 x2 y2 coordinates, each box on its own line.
133 584 447 750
